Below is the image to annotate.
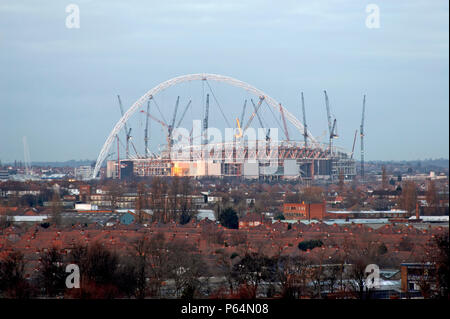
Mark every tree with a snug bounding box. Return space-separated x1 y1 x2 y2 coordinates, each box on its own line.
179 211 191 225
146 232 170 297
378 243 388 255
50 191 62 226
0 250 32 298
348 258 368 299
150 177 168 222
135 182 148 224
338 170 345 193
19 194 38 207
232 253 276 299
426 180 440 213
428 232 449 298
299 186 325 204
298 239 323 251
130 235 151 299
38 247 66 297
168 177 181 221
180 177 193 216
398 181 417 214
276 255 311 299
381 165 388 189
0 214 11 230
214 250 237 295
165 241 209 298
219 207 239 229
67 242 121 298
372 198 390 211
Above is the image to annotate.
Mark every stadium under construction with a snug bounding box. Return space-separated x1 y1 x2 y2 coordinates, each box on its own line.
94 73 357 182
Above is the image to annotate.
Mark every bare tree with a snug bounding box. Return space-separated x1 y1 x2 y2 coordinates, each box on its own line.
0 250 32 298
38 247 66 297
399 181 417 214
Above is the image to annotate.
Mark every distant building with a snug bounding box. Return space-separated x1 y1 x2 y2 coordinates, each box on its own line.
401 263 437 296
0 169 9 181
283 202 326 220
75 203 98 211
119 211 137 225
196 209 216 221
74 166 94 181
239 212 269 228
78 184 91 202
326 210 409 220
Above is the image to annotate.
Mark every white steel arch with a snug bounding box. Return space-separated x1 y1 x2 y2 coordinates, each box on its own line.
92 73 317 178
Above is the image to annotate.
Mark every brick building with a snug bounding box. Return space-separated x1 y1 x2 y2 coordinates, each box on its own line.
283 202 326 220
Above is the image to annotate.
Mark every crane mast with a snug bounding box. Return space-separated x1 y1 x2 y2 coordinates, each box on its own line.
323 90 338 154
203 94 210 145
324 90 332 137
360 94 366 183
168 96 180 146
250 98 269 141
117 95 131 159
240 99 247 126
301 92 308 147
243 97 264 132
144 100 150 157
350 129 357 159
176 99 192 129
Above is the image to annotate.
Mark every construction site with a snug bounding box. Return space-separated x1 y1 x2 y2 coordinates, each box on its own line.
96 74 360 182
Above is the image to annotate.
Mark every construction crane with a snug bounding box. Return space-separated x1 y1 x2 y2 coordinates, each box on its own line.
176 99 192 129
140 110 171 147
360 94 366 183
279 103 290 141
168 96 180 146
243 96 264 132
240 100 247 126
301 92 308 148
117 95 132 159
144 100 150 158
235 118 243 138
250 98 270 141
324 90 338 153
22 136 31 176
350 129 358 159
203 93 210 145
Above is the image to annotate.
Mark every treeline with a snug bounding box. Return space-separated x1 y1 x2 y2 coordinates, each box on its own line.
0 232 448 299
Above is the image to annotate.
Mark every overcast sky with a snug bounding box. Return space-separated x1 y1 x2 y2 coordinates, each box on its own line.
0 0 448 163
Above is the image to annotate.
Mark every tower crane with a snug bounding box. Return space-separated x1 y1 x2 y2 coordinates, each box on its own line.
144 100 150 157
240 99 247 127
301 92 308 148
360 94 366 183
168 96 180 144
176 99 192 129
243 96 264 132
140 110 171 148
250 98 270 141
324 90 338 153
117 95 132 159
203 94 210 145
350 129 357 159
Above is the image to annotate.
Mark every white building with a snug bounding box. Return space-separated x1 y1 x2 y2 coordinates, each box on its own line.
75 166 94 181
